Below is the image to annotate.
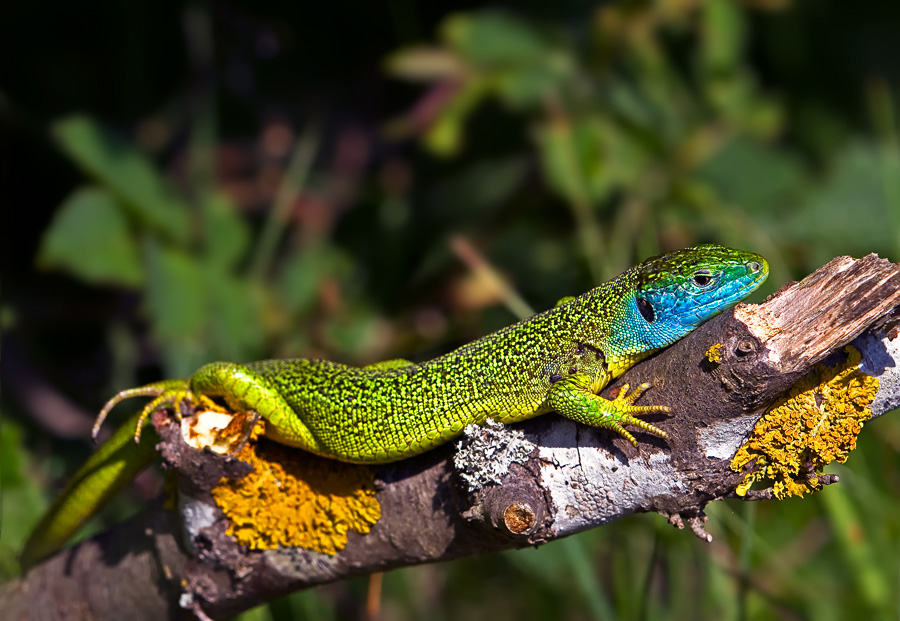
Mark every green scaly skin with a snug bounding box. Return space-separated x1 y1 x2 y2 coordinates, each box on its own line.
21 244 767 567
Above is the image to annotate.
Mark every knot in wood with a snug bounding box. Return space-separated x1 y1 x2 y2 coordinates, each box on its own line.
503 502 536 535
736 338 757 355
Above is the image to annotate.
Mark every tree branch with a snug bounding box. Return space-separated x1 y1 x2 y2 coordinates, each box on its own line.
5 253 900 619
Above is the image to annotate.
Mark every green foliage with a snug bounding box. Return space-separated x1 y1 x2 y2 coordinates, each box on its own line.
387 1 795 282
788 142 900 263
38 187 145 287
52 116 190 243
11 0 900 619
0 419 48 580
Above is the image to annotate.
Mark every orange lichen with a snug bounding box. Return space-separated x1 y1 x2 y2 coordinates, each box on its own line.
211 436 381 555
705 343 724 364
731 346 878 499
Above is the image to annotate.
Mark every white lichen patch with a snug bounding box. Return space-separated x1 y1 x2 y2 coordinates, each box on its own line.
699 414 761 459
856 330 900 418
179 493 220 553
454 419 538 492
535 420 685 533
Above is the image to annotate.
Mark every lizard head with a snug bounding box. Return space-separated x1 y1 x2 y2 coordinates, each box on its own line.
631 244 768 349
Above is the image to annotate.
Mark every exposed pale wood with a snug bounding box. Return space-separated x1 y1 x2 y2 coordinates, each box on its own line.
737 253 900 372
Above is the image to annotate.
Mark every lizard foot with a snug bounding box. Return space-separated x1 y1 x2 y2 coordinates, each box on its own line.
546 374 670 448
606 383 669 446
92 380 226 444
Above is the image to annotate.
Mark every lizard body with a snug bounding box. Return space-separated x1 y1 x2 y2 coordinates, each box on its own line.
21 244 767 566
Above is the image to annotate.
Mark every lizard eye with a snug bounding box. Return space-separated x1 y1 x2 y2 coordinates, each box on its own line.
636 298 655 322
692 271 713 287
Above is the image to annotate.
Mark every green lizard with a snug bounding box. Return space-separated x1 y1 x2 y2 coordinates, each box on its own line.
21 244 767 568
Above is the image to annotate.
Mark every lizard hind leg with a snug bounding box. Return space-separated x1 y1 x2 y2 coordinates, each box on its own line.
188 361 326 456
545 373 670 448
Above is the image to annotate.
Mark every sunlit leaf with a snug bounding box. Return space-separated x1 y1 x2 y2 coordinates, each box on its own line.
787 141 898 263
202 192 250 269
535 116 650 206
0 419 48 579
53 115 190 244
534 119 587 206
423 78 490 157
205 268 266 362
384 46 467 82
494 60 567 109
37 187 144 287
701 0 745 76
442 11 549 66
277 244 353 316
694 136 803 215
143 241 206 376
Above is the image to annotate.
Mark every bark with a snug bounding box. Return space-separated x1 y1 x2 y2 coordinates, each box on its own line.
4 253 900 620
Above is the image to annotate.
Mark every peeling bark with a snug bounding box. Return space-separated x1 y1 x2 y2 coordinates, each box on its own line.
4 254 900 620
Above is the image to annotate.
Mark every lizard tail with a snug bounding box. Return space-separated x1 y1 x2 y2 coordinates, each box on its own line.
20 411 159 570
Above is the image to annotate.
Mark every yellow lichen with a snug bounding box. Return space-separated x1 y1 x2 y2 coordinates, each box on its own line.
731 346 878 499
705 343 725 364
211 436 381 555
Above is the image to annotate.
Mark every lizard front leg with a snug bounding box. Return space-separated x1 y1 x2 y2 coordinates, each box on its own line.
545 372 669 447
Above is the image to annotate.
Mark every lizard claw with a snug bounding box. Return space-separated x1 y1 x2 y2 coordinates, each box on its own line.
92 379 193 444
613 382 670 413
609 383 669 443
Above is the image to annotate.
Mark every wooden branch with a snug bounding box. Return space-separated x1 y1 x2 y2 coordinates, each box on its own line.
5 253 900 620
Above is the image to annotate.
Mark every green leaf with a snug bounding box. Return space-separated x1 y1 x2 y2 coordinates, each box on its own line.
443 11 548 67
37 186 144 287
53 115 190 244
0 418 48 579
143 241 207 376
534 119 589 206
202 192 250 269
423 78 490 157
787 141 899 264
701 0 745 76
535 116 648 206
321 301 382 359
694 136 804 215
383 46 467 82
205 268 265 362
430 156 529 221
494 59 568 109
277 244 353 316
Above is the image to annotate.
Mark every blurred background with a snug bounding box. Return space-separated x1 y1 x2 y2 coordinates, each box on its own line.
3 0 900 618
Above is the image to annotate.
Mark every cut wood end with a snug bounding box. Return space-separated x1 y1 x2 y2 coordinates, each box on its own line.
734 302 781 342
732 253 900 372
